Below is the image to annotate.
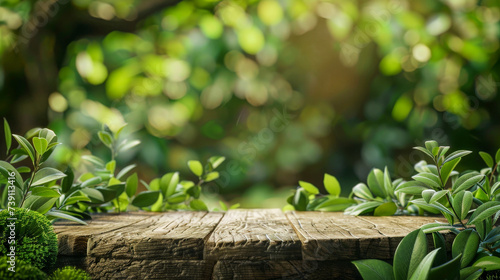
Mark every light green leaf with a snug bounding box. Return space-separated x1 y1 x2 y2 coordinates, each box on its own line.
299 181 319 195
373 201 397 216
30 186 60 197
412 172 442 189
425 141 438 154
45 210 87 225
479 152 494 168
453 174 484 194
421 223 460 234
31 167 67 187
324 173 340 197
80 176 103 188
443 150 472 164
0 161 23 190
13 134 35 164
190 199 208 211
467 201 500 225
440 157 460 185
32 137 48 158
81 155 105 167
117 139 140 153
393 229 428 280
344 201 383 216
81 187 105 202
395 181 430 195
98 131 113 148
352 183 374 199
314 197 356 211
131 191 161 207
188 160 203 177
352 259 394 280
472 256 500 272
105 160 116 174
452 229 480 268
4 118 11 154
160 172 179 197
452 191 472 220
413 146 434 160
22 196 58 214
367 168 387 198
126 173 138 198
219 201 228 211
208 156 225 169
204 172 219 182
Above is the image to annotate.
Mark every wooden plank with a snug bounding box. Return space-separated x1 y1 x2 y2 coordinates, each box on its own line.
88 212 224 260
87 258 214 280
286 211 450 260
54 212 159 256
211 260 363 280
205 209 302 261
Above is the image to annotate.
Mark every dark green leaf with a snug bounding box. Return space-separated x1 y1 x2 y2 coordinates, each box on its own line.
0 160 23 190
452 191 473 221
429 252 462 280
81 187 105 202
324 173 340 197
352 259 394 280
4 118 11 154
61 167 75 193
479 152 494 168
459 267 483 280
190 199 208 211
45 209 87 225
22 196 57 214
431 232 448 267
31 167 66 187
13 134 35 164
131 191 161 207
126 173 138 198
496 148 500 164
30 186 60 197
293 188 309 211
452 229 480 268
467 201 500 225
408 248 440 280
116 164 136 180
440 158 460 185
452 174 484 194
393 229 428 280
166 193 186 204
413 146 434 160
314 197 356 211
443 150 472 165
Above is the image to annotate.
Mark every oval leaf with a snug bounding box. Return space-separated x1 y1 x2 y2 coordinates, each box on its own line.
352 259 394 280
188 160 203 177
131 191 161 208
393 229 428 280
31 167 67 187
299 181 319 195
324 173 341 197
452 229 480 268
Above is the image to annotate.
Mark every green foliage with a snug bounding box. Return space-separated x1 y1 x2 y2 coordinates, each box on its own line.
0 208 58 271
0 256 47 280
48 266 91 280
285 173 355 211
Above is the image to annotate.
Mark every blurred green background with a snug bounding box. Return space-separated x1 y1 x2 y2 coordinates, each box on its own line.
1 0 499 208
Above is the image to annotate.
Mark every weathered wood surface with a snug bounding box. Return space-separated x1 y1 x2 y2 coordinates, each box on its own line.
205 209 302 261
285 211 450 260
88 211 223 260
53 210 452 279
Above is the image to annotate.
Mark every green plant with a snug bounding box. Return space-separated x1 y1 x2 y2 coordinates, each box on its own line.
285 173 355 211
0 256 47 280
48 266 91 280
0 208 58 271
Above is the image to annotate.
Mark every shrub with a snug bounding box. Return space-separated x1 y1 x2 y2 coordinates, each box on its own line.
0 256 47 280
0 208 58 270
49 266 91 280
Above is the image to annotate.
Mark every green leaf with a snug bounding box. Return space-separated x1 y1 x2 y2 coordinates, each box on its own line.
0 161 23 190
116 164 136 180
204 172 219 182
188 160 203 177
443 150 472 165
117 139 140 153
105 160 116 174
452 229 480 268
352 183 374 199
38 128 57 144
31 167 67 187
160 172 179 197
107 184 125 198
63 193 91 206
32 137 48 158
126 173 138 198
413 146 434 160
98 131 113 148
483 227 500 244
467 201 500 225
479 152 494 168
453 174 484 194
293 188 309 211
299 181 319 195
4 118 11 154
13 134 35 164
186 185 201 199
314 197 356 211
23 196 58 214
81 155 105 167
81 187 105 202
431 232 448 267
344 201 383 216
208 156 225 169
440 157 460 185
412 172 442 189
393 229 428 280
352 259 394 280
422 189 447 204
61 167 75 194
452 191 473 221
373 201 397 216
219 201 228 211
459 267 483 280
383 167 394 197
131 191 161 207
80 176 103 188
421 223 460 234
190 199 208 211
408 249 440 280
30 186 60 197
429 252 461 280
473 256 500 271
367 168 387 198
323 173 341 197
395 181 430 195
496 148 500 164
425 141 439 154
45 210 87 225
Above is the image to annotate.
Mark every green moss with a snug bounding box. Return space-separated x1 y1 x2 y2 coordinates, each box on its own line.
0 208 58 270
49 266 91 280
0 256 47 280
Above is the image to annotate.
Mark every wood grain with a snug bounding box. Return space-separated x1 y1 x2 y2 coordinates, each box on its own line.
54 212 158 255
87 258 214 280
212 260 363 280
87 211 224 260
286 211 450 260
205 209 302 261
